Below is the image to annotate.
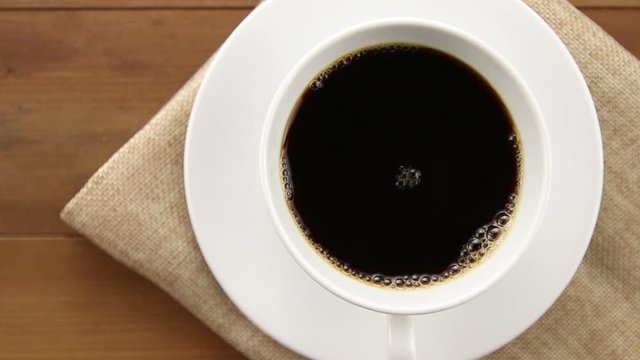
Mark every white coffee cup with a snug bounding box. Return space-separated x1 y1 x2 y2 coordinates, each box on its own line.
260 19 550 360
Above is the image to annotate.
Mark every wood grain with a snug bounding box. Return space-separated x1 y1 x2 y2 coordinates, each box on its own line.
584 9 640 56
0 0 638 9
0 0 259 9
573 0 640 6
0 9 249 234
0 8 638 236
0 238 246 360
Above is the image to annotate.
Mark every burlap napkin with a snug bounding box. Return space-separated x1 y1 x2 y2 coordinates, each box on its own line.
61 0 640 358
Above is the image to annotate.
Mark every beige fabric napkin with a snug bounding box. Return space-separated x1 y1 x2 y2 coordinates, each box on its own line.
61 0 640 358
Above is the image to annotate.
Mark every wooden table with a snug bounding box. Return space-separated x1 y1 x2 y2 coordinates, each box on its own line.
0 1 637 358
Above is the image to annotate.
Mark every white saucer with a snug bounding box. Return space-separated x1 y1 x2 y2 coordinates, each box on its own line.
184 0 603 359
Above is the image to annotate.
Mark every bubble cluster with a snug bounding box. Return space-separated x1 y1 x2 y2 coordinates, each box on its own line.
395 166 422 190
308 44 420 91
281 155 294 200
456 198 516 271
510 133 523 176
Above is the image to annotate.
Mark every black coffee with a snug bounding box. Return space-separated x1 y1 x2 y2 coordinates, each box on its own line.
282 44 521 288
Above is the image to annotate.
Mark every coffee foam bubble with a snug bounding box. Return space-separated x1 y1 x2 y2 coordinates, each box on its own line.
308 44 421 92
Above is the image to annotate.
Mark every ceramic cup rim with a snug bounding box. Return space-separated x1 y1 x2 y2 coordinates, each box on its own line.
260 18 551 315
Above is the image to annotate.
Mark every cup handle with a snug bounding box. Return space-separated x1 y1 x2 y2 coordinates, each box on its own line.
388 315 416 360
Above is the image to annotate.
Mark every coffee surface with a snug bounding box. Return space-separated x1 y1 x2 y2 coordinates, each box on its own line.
282 44 520 287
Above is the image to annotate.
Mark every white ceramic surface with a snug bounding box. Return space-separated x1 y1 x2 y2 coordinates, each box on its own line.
184 0 603 359
260 19 551 316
